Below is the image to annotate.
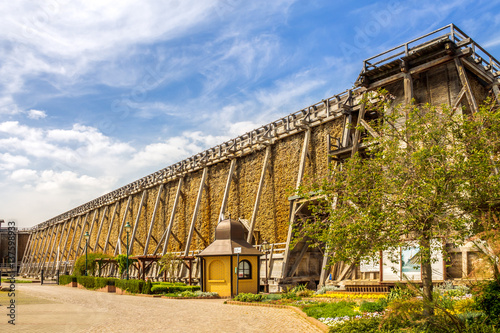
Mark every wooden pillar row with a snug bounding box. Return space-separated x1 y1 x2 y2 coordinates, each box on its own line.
158 177 183 255
46 223 62 274
30 228 49 275
64 216 81 262
59 218 75 267
129 190 147 255
184 167 208 257
37 225 57 274
74 212 90 259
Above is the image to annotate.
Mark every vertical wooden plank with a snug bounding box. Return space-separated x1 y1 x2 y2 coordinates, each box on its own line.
128 190 147 254
59 218 74 265
351 101 366 157
218 159 237 223
296 129 311 189
404 73 414 105
455 57 479 113
19 231 34 274
93 206 108 251
493 84 500 104
341 111 352 148
52 221 69 273
87 209 99 243
114 196 132 256
64 216 81 261
184 168 208 256
103 202 119 254
247 146 271 243
158 177 183 255
46 223 62 273
143 185 164 256
74 212 90 259
30 228 48 274
38 225 56 273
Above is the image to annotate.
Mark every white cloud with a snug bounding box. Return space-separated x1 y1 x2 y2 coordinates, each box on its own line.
27 109 47 119
0 153 30 170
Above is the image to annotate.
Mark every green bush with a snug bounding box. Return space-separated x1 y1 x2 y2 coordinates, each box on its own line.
263 293 282 301
474 278 500 326
115 279 145 294
76 276 117 290
142 280 152 294
233 293 264 302
73 252 113 276
303 301 357 319
330 316 382 333
59 275 76 285
359 299 387 313
386 285 415 302
150 284 200 294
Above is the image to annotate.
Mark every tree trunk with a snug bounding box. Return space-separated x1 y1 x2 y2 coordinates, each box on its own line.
420 235 434 316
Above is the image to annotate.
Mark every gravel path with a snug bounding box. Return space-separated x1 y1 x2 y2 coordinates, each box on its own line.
0 284 321 332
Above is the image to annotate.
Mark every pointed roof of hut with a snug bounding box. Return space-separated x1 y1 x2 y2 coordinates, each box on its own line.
197 219 263 256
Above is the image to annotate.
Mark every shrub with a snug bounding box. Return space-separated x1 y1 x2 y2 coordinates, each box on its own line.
179 290 197 297
474 278 500 326
150 284 200 295
329 316 382 333
76 276 117 290
59 275 76 285
359 299 387 313
115 254 137 277
315 285 340 295
195 291 219 298
115 279 145 294
302 301 357 319
263 293 282 301
233 293 264 302
73 252 113 276
142 280 153 294
386 285 415 302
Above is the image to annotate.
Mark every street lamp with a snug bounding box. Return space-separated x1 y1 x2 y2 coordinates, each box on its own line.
124 222 132 280
262 240 270 293
84 231 90 276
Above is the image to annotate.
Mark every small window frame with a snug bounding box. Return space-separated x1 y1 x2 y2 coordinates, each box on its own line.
237 260 252 280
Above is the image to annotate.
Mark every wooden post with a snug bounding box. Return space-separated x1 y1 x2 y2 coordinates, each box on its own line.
184 168 208 257
52 221 68 274
158 177 183 255
493 84 500 104
74 212 90 259
351 99 366 157
455 57 479 113
129 190 147 255
37 225 56 273
59 218 74 266
87 209 99 243
65 216 81 261
103 202 119 254
296 129 311 189
114 196 132 256
247 146 270 243
46 223 62 274
93 206 109 251
403 72 413 105
218 159 237 223
143 185 164 255
30 228 48 274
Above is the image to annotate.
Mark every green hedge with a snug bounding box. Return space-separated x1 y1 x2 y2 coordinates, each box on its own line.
59 275 76 285
115 279 145 294
77 276 117 290
150 284 200 294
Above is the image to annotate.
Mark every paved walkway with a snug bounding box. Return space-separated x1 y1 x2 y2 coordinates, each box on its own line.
0 283 321 332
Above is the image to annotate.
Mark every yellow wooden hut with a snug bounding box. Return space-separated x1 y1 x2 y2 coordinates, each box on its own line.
197 219 263 297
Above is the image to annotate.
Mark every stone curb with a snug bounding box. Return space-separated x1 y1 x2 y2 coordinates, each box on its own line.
225 301 329 333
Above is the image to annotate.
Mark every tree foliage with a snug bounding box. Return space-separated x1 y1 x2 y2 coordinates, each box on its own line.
73 252 113 276
295 91 500 315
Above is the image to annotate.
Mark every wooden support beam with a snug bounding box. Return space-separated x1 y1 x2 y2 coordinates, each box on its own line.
337 263 355 281
359 119 380 138
23 230 41 274
52 221 68 273
144 184 164 255
31 228 48 271
114 196 132 256
493 84 500 104
319 252 331 287
296 129 311 189
184 168 208 256
218 159 237 222
157 177 183 255
452 87 467 111
19 231 35 274
93 206 108 252
351 99 366 157
455 57 479 113
74 212 90 259
341 111 352 148
39 224 58 272
66 216 81 261
194 227 208 247
129 190 147 255
267 244 275 280
59 218 74 266
247 146 271 244
287 242 309 278
403 73 414 105
103 202 119 254
87 209 99 243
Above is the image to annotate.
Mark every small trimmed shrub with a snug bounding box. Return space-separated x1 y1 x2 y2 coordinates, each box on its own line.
115 279 145 294
77 276 117 290
59 275 76 285
142 279 153 294
263 293 282 301
233 293 264 302
150 284 200 294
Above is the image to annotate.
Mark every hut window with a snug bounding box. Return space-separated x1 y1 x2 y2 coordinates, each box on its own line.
238 260 251 279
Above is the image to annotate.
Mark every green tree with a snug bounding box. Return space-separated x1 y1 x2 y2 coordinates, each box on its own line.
158 252 182 282
73 252 113 276
295 93 500 317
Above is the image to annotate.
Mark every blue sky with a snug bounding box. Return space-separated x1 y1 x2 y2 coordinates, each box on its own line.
1 0 500 228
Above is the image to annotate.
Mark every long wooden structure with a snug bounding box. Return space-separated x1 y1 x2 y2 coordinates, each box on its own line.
20 25 500 289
